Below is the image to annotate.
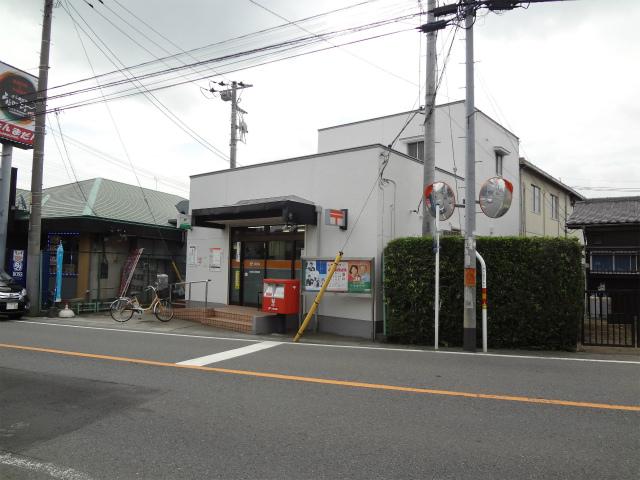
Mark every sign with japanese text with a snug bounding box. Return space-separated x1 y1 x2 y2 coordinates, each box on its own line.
209 247 222 271
9 249 26 287
0 61 37 148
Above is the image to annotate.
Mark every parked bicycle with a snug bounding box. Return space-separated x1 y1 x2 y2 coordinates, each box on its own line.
110 285 174 323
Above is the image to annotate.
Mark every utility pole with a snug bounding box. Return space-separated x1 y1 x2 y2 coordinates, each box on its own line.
462 1 477 352
26 0 54 314
229 81 238 169
214 81 252 169
421 0 437 237
0 144 13 269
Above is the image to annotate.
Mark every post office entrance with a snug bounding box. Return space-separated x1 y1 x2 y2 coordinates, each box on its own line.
229 226 304 307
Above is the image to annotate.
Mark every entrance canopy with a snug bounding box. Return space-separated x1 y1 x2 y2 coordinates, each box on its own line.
192 195 318 228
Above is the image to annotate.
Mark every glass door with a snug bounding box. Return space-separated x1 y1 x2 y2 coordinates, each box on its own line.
241 241 265 307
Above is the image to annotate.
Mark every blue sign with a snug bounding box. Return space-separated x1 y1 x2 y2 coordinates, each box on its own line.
55 243 63 303
9 249 26 287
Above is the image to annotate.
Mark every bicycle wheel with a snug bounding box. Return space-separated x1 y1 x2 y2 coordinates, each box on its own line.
110 298 134 322
154 299 174 322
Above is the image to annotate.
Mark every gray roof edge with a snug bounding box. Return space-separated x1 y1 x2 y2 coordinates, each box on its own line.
317 101 519 140
38 177 187 202
190 144 461 181
519 158 586 200
190 144 387 179
572 195 640 205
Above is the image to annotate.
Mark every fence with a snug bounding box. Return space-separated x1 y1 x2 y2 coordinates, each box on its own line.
583 290 639 347
169 279 215 322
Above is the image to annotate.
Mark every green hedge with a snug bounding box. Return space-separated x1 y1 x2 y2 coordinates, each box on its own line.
384 236 584 350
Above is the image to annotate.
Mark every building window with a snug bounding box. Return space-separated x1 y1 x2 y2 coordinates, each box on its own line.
407 141 424 161
591 253 638 273
550 194 559 220
532 185 541 214
495 152 503 176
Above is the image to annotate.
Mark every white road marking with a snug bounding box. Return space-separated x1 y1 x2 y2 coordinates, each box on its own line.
291 342 640 365
13 320 640 365
15 320 259 343
177 341 282 366
0 452 94 480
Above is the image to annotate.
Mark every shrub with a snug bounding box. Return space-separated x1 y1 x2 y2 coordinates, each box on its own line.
384 236 584 350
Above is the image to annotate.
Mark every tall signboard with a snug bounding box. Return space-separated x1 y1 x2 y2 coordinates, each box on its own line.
0 61 38 149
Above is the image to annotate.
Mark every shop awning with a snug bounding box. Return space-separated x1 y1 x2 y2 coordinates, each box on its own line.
192 196 318 228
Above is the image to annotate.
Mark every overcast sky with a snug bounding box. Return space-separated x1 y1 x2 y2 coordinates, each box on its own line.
2 0 639 199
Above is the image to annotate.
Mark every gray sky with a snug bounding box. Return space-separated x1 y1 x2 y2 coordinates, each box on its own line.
2 0 639 199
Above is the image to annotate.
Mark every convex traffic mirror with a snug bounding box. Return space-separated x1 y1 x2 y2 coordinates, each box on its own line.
424 181 456 221
479 177 513 218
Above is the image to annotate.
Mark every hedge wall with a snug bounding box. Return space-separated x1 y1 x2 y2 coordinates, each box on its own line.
384 236 584 350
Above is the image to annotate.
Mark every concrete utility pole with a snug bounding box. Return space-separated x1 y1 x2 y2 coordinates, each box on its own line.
216 81 252 169
462 2 477 352
421 0 437 237
229 81 238 169
0 143 13 269
26 0 54 314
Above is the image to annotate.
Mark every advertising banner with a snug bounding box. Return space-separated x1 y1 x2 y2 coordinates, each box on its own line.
0 61 38 148
303 258 372 294
119 248 144 296
9 249 26 287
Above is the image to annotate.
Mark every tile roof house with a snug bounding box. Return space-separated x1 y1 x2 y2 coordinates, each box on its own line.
566 196 640 227
9 178 188 306
567 196 640 290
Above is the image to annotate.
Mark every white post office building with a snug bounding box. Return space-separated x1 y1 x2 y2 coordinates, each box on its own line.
186 101 574 338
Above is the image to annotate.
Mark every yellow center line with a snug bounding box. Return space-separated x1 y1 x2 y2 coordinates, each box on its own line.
1 342 638 412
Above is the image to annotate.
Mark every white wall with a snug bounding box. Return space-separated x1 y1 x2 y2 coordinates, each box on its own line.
185 226 228 304
319 102 521 237
188 146 386 322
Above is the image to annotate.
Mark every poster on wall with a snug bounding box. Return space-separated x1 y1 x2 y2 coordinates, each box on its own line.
303 259 371 294
209 247 222 271
347 260 372 293
188 245 197 266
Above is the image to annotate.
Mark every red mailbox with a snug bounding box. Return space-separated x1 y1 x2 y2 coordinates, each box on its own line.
262 278 300 314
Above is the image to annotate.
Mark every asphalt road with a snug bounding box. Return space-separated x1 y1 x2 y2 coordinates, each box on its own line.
1 316 639 480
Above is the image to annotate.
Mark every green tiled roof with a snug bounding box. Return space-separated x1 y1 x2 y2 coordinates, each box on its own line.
15 179 187 227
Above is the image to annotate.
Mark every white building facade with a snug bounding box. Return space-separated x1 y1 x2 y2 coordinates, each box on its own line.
186 102 530 338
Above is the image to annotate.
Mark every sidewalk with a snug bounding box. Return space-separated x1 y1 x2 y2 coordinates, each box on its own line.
19 312 640 362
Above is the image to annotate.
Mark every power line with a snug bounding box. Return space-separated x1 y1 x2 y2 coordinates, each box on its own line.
40 0 395 97
62 1 231 163
248 0 421 87
41 23 419 116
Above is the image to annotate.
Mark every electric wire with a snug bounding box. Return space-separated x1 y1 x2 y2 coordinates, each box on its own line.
248 0 421 87
66 0 178 255
62 1 231 163
43 0 383 95
41 24 418 116
23 8 424 115
53 110 100 217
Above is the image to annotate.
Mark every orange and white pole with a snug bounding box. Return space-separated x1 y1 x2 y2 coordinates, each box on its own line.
475 251 487 353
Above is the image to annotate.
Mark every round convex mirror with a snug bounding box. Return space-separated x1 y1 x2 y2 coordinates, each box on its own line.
424 181 456 221
479 177 513 218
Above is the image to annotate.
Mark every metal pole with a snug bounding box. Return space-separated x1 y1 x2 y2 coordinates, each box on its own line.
229 81 237 169
463 3 477 351
475 251 487 353
26 0 54 315
434 203 440 350
0 143 13 269
422 0 437 237
204 280 209 311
